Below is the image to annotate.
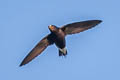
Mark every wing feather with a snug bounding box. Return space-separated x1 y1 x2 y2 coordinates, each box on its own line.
20 34 54 66
61 20 102 35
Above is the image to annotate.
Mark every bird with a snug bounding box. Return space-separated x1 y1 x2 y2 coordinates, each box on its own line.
20 20 102 66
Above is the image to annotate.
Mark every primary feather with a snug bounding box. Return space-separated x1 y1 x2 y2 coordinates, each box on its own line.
20 34 54 66
61 20 102 35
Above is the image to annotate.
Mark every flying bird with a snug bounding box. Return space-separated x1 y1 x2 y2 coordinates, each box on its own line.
20 20 102 66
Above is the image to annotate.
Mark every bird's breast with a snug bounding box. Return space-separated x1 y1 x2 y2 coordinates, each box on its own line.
53 29 65 49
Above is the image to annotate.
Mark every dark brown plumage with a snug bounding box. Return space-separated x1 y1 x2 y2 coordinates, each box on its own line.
20 20 102 66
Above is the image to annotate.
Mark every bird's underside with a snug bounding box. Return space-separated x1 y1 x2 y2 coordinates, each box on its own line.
20 20 102 66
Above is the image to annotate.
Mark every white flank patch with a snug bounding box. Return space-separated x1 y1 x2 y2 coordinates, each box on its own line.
59 47 67 54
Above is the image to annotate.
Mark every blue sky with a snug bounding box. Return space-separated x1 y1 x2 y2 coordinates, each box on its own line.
1 0 120 80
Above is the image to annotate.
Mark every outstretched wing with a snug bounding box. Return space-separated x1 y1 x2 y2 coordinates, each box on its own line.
20 34 54 66
61 20 102 35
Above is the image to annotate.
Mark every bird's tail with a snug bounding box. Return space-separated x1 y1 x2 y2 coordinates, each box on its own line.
59 48 67 56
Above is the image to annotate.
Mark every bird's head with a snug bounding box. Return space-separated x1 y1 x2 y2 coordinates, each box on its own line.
48 25 58 32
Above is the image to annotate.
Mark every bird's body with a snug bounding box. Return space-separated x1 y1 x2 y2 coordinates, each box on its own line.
48 25 67 56
20 20 102 66
52 29 65 49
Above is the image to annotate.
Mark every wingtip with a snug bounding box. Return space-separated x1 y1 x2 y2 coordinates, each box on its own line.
19 63 24 67
92 20 102 26
19 62 25 67
96 20 102 23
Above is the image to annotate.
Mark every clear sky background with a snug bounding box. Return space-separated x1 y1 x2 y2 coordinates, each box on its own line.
1 0 120 80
